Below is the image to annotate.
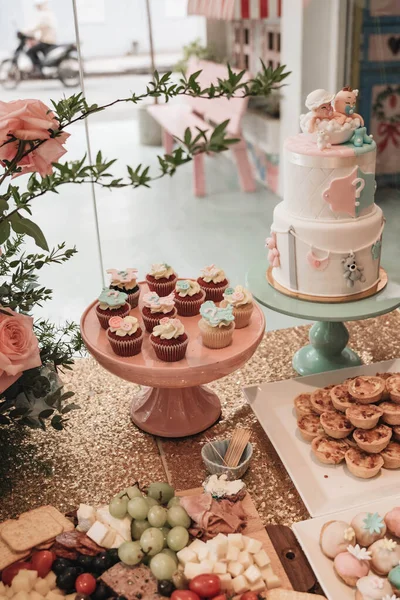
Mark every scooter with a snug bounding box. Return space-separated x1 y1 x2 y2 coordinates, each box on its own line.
0 32 80 90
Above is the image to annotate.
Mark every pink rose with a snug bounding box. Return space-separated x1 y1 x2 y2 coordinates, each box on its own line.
0 308 41 393
109 316 123 329
0 99 59 142
0 132 69 178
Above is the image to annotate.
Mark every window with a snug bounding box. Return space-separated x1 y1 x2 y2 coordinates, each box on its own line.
268 31 274 50
277 33 281 52
235 27 240 43
268 60 273 68
244 27 250 45
245 54 249 69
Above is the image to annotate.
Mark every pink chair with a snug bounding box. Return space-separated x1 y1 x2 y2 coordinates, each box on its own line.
148 59 256 197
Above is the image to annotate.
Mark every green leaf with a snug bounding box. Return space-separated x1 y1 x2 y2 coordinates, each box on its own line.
0 220 10 244
0 199 9 214
61 403 80 414
10 215 49 251
39 409 54 419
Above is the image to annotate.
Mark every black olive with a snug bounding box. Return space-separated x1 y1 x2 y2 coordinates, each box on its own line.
52 558 75 575
56 567 79 591
157 580 176 597
91 582 112 600
106 548 120 566
76 555 94 571
92 553 110 573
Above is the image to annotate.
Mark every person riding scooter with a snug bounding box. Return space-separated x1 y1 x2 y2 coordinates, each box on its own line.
24 0 57 74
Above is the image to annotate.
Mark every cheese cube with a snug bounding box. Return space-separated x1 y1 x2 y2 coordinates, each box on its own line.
177 547 198 565
245 537 263 554
44 573 57 591
207 541 227 559
197 545 209 562
184 563 212 580
238 551 252 570
218 574 233 591
253 549 270 568
5 588 13 599
261 564 274 581
244 565 262 584
250 580 266 593
228 561 244 577
96 506 131 541
12 592 30 600
26 572 38 583
12 574 32 593
226 545 240 562
0 596 8 600
30 592 45 600
265 573 281 590
199 560 214 572
232 575 248 595
65 595 77 600
227 534 244 550
209 535 228 554
34 581 50 596
77 504 96 532
111 533 125 549
46 592 64 600
0 584 5 595
213 562 227 575
188 539 207 557
87 521 116 549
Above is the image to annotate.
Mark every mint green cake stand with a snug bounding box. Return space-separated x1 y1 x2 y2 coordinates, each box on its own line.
247 260 400 376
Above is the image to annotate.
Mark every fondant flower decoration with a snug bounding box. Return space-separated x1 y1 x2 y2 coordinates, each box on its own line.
143 291 160 305
371 240 382 260
159 317 170 325
371 577 385 590
307 250 329 271
98 287 128 306
265 232 280 268
200 301 234 327
343 527 355 541
381 538 397 551
108 316 123 329
107 268 138 283
224 287 235 295
177 280 190 291
231 291 245 302
363 513 385 535
120 320 133 331
347 544 371 561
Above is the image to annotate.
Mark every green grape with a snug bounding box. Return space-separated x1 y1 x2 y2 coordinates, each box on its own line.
161 548 178 565
160 527 170 548
131 519 151 540
128 497 149 520
149 553 177 581
147 482 175 505
167 496 180 508
109 495 128 519
167 526 189 552
148 506 168 528
117 489 127 498
167 506 191 529
140 527 165 556
118 541 144 566
146 497 159 508
126 485 143 499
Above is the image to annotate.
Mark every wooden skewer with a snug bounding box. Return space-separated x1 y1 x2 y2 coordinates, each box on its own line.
203 435 228 466
224 427 251 467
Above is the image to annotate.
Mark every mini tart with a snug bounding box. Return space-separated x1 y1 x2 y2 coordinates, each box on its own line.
346 404 383 430
311 436 348 465
379 371 400 400
330 383 358 412
380 401 400 426
297 414 324 442
348 376 385 404
345 447 384 479
386 374 400 403
381 442 400 469
310 386 335 415
393 426 400 442
353 424 392 454
320 410 354 439
294 393 314 418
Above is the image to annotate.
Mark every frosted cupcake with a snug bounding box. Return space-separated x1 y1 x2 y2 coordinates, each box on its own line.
150 317 189 362
146 263 178 296
198 301 235 349
220 285 253 328
141 292 177 333
107 316 144 357
174 279 206 317
107 268 140 308
197 265 229 302
95 288 130 329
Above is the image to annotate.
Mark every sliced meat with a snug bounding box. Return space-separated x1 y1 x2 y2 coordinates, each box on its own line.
53 542 78 560
100 563 163 600
182 493 247 540
56 530 104 555
179 493 212 523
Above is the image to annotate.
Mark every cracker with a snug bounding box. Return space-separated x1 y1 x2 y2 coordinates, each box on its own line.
1 511 63 552
20 506 74 533
267 592 327 600
35 540 55 550
0 521 29 571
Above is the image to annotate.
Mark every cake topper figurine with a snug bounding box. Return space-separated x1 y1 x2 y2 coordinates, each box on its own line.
333 86 364 126
342 252 366 288
304 89 335 133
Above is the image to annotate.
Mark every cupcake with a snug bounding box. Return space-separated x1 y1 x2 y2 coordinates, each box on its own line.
95 288 130 330
150 317 189 362
107 268 140 308
174 279 206 317
107 316 144 357
146 263 178 296
141 292 177 333
197 265 229 302
220 285 254 329
198 301 235 349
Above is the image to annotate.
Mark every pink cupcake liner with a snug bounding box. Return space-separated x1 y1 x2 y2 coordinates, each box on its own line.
107 329 144 356
150 337 189 362
198 320 235 349
96 303 130 330
232 303 254 329
175 291 206 317
126 288 140 309
142 307 178 333
146 274 178 296
198 282 230 302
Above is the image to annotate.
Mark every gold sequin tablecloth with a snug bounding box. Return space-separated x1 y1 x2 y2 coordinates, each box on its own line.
1 313 400 524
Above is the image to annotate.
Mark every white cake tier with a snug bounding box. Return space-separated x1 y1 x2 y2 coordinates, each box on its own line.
284 135 376 221
271 202 384 298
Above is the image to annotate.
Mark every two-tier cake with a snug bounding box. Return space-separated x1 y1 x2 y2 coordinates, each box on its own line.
266 87 384 300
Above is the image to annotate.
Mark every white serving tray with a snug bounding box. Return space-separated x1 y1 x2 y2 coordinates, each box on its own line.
292 495 400 600
243 358 400 517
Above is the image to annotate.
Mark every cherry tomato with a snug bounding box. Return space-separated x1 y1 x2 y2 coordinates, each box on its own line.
241 593 259 600
75 573 97 596
171 591 201 600
2 562 32 586
31 551 55 579
189 574 221 598
213 594 227 600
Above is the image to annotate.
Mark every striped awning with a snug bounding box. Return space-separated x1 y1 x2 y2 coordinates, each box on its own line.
187 0 282 19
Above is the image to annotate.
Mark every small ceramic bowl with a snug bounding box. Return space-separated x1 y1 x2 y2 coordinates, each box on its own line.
201 438 253 479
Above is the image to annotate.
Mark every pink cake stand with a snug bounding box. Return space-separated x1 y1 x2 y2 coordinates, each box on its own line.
80 283 265 438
